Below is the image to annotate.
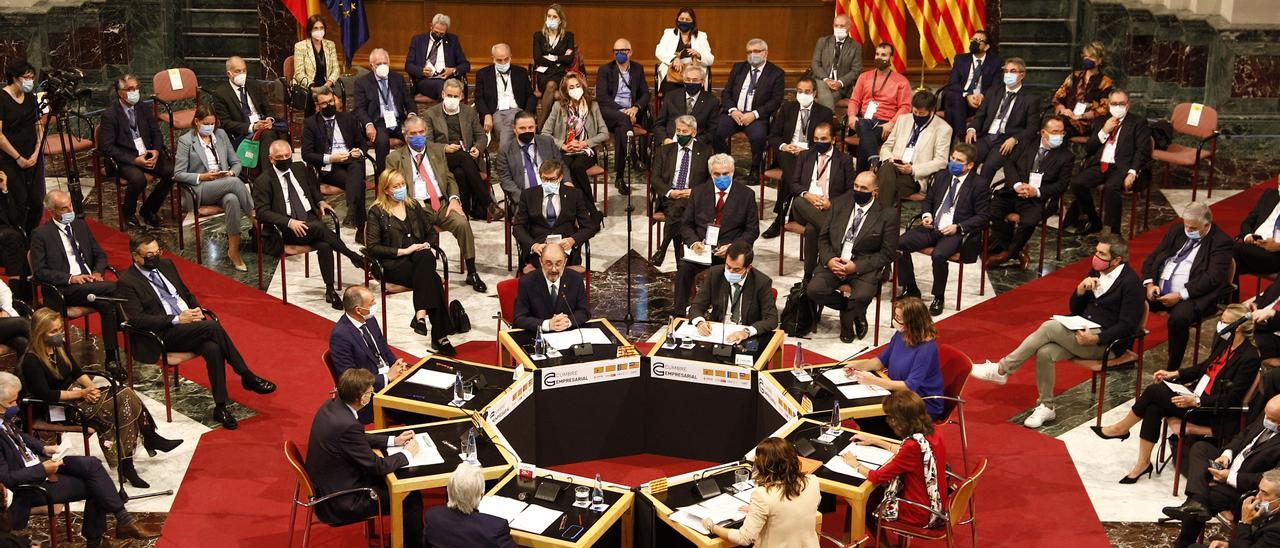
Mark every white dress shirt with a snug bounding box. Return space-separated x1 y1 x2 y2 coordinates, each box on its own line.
691 280 758 337
52 218 89 277
840 198 874 259
321 115 348 166
925 172 970 229
344 313 389 385
496 69 518 111
1222 428 1277 487
1092 264 1123 298
961 54 987 95
667 142 697 197
986 85 1021 135
231 82 261 120
274 166 314 216
539 275 564 332
805 150 834 197
199 135 221 171
1253 201 1280 240
408 148 456 204
789 106 812 147
733 67 760 116
1097 117 1139 177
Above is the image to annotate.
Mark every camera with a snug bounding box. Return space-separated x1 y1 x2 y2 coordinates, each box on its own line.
40 68 91 112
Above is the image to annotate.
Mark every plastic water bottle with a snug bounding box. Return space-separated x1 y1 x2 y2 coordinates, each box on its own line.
591 473 605 508
463 428 479 464
452 371 464 402
793 341 805 371
533 326 547 357
827 400 842 436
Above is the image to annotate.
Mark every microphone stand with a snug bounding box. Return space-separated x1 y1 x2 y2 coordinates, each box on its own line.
608 131 662 332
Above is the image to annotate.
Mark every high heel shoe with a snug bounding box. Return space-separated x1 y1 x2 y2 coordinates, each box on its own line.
141 429 184 457
1090 425 1131 442
119 458 150 489
1119 463 1153 484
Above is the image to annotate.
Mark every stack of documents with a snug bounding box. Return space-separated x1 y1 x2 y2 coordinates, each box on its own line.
404 369 456 389
823 444 895 479
821 367 891 399
1051 315 1102 331
387 433 445 467
671 492 750 534
672 321 749 345
542 328 611 351
478 495 566 533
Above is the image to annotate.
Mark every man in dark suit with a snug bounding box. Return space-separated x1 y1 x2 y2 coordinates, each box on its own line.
302 88 369 238
963 57 1040 180
254 140 365 307
716 39 786 173
1249 279 1280 367
649 115 713 266
596 38 651 191
1235 186 1280 277
512 244 591 332
1163 395 1280 548
1066 88 1152 235
973 235 1145 428
405 14 470 100
653 65 720 146
306 368 425 548
99 74 174 228
474 43 537 151
986 115 1074 269
116 233 275 429
673 153 760 315
424 463 517 547
761 78 834 238
512 159 599 270
209 56 281 149
939 31 1001 138
688 242 779 342
1141 202 1234 371
806 172 897 342
329 286 409 424
30 190 122 367
809 14 862 110
896 143 990 316
1195 470 1280 548
425 79 496 221
355 48 416 183
782 123 854 279
495 111 562 203
0 372 161 547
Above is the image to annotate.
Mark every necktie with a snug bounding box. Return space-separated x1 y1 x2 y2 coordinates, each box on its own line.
283 171 308 220
1272 208 1280 234
125 107 139 138
147 269 183 315
378 78 390 102
742 69 759 111
548 282 558 308
545 193 557 226
994 91 1016 132
237 85 251 121
967 58 983 93
729 282 743 324
415 153 442 210
521 144 539 189
62 224 90 274
359 324 385 366
1101 121 1121 173
714 190 726 225
816 155 831 195
675 147 691 189
686 94 696 114
1161 239 1199 294
1242 429 1276 461
831 41 843 79
938 177 959 218
3 421 36 464
426 38 443 67
1032 147 1048 174
325 118 337 150
845 207 865 246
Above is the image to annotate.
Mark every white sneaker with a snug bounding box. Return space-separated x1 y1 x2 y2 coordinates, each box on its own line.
1023 405 1056 428
971 360 1007 385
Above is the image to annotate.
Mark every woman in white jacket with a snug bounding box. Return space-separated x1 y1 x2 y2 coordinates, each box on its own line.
655 8 714 96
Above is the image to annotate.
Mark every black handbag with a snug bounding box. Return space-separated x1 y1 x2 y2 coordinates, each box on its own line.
449 300 471 334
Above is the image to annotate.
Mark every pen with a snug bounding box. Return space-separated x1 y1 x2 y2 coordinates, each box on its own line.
578 514 582 526
441 440 458 451
558 515 567 531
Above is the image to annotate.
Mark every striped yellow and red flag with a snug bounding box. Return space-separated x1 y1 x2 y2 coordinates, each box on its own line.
903 0 944 67
834 0 869 45
908 0 989 66
866 0 909 73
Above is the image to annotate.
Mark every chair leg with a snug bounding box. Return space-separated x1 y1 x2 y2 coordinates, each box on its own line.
1096 368 1107 427
163 362 172 422
1056 198 1065 260
1037 220 1046 273
874 290 882 346
955 261 964 311
1173 434 1185 496
280 253 289 305
778 230 785 276
302 507 313 548
193 211 203 264
1155 420 1169 474
1192 323 1201 366
288 484 299 548
603 171 609 217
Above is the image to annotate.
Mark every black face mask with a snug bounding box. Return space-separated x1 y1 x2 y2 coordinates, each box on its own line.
812 141 832 154
875 59 890 71
516 131 535 145
969 41 982 55
852 190 873 205
141 255 160 270
320 104 337 117
273 158 292 172
431 32 445 40
913 114 931 127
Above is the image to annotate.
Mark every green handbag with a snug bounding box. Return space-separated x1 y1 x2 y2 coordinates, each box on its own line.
236 130 264 168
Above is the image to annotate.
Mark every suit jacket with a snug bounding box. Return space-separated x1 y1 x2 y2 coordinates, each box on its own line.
999 138 1073 202
0 422 52 507
424 506 517 548
329 315 397 424
512 185 599 250
252 162 324 229
966 84 1040 142
210 79 273 138
405 32 470 84
1140 223 1234 314
680 182 759 247
720 61 786 120
651 140 713 200
1083 114 1152 175
532 31 577 78
30 219 109 285
305 398 407 524
1256 279 1280 335
301 112 369 171
767 101 834 151
786 149 854 200
473 65 537 117
942 53 1003 95
595 62 651 115
1221 416 1280 494
541 101 609 148
173 129 241 186
688 265 779 335
1239 188 1280 237
1067 265 1146 349
1175 341 1260 410
512 268 590 331
353 72 414 130
364 204 440 272
653 88 721 144
1231 510 1280 548
99 100 165 167
879 113 952 183
292 38 341 86
495 135 562 198
116 261 202 363
385 144 460 205
424 104 488 151
817 195 899 277
810 36 861 89
920 170 991 236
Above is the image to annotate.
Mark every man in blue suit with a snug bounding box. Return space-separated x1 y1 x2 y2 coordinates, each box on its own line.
424 463 517 547
328 285 408 424
939 30 1001 139
512 244 590 332
405 14 470 101
596 37 651 193
716 38 786 175
99 74 175 228
355 48 417 183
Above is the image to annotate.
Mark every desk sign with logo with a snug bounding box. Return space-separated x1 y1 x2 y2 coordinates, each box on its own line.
758 375 799 420
538 356 642 390
650 357 753 390
485 371 535 426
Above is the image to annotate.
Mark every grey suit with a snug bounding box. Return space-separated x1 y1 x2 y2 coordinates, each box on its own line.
810 36 861 109
541 101 609 202
173 129 252 232
495 134 562 201
423 104 494 217
386 144 476 259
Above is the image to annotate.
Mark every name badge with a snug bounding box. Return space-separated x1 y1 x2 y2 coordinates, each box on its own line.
21 450 38 468
248 113 260 126
705 225 720 247
1073 102 1088 117
841 242 854 259
1193 375 1211 397
1028 172 1044 190
1187 103 1204 127
863 101 878 120
133 137 147 156
382 108 398 130
901 146 916 165
1160 261 1177 283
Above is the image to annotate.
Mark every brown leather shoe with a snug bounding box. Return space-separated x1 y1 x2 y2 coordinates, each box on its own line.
1018 249 1031 270
116 520 161 540
487 203 506 222
984 251 1010 269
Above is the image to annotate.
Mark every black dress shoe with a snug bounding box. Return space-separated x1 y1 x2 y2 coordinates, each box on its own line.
242 375 276 394
1162 500 1210 522
928 297 944 316
854 317 868 340
432 337 457 356
894 288 921 301
123 215 143 229
615 181 631 195
466 272 487 293
410 317 429 336
762 218 784 239
213 407 238 430
1090 425 1131 441
354 226 366 245
839 324 855 344
325 289 342 310
1076 221 1102 235
649 248 667 267
142 212 163 228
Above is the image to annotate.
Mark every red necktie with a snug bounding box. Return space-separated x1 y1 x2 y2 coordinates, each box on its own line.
714 191 726 225
415 152 442 210
1100 122 1120 174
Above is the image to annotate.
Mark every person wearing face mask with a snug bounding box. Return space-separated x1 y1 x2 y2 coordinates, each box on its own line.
984 115 1074 269
512 243 590 332
541 72 608 212
809 14 862 110
655 7 715 97
209 56 280 150
291 15 341 116
306 368 425 548
654 66 721 150
495 110 563 205
302 88 370 240
405 13 470 102
1164 395 1280 547
649 115 713 266
673 153 759 315
532 4 577 127
595 38 651 193
0 59 44 234
1051 41 1114 138
328 285 415 423
425 79 499 221
1065 88 1152 235
354 48 416 184
116 233 274 431
807 171 897 342
875 90 952 206
475 43 537 151
782 123 855 279
173 105 251 270
688 242 778 344
847 42 912 171
99 73 175 229
972 236 1145 428
939 30 1001 139
511 159 599 272
715 38 785 176
761 77 834 239
1093 304 1258 485
963 58 1040 181
1200 469 1280 547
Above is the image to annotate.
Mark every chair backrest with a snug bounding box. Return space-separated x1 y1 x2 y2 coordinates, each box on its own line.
934 343 973 421
284 440 316 500
152 68 198 103
947 458 988 527
321 350 339 387
283 56 296 83
1170 102 1218 140
498 278 519 325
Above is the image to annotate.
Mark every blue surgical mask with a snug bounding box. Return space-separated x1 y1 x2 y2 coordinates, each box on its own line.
59 212 75 224
713 175 731 191
1003 72 1018 87
2 405 17 421
748 53 764 67
723 269 744 284
1047 134 1064 148
615 52 629 65
391 187 407 201
19 78 33 93
198 124 215 137
1267 417 1279 433
1185 229 1202 240
541 182 559 195
408 134 427 150
125 90 141 105
812 141 832 154
947 160 965 176
1082 59 1097 70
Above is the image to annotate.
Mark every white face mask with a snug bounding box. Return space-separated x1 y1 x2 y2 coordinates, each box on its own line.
311 29 325 41
567 87 584 101
545 18 559 30
374 64 390 79
833 28 848 40
231 73 247 87
442 97 461 111
365 302 380 322
795 92 814 108
1109 104 1127 119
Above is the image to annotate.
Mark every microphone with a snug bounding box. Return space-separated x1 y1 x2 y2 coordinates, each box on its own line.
558 283 593 357
86 294 127 303
711 281 735 359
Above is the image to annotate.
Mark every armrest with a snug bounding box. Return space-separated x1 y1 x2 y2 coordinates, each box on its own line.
876 496 949 524
21 398 85 424
302 486 380 507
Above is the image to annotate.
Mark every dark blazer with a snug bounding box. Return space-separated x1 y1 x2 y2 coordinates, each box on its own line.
1230 510 1280 548
595 62 651 116
329 315 397 424
767 101 834 151
424 104 487 151
353 72 414 130
0 422 52 499
1255 280 1280 335
679 182 759 248
817 195 899 276
473 65 537 117
99 100 164 166
653 88 721 144
786 149 854 200
966 84 1040 142
512 268 590 331
495 135 562 198
365 204 440 272
424 506 517 548
942 53 1003 95
1140 223 1235 314
116 261 200 362
1174 341 1260 410
920 170 991 236
532 31 577 79
1219 416 1280 494
999 139 1073 202
301 112 369 171
209 80 273 137
1067 265 1146 349
305 398 407 525
1083 115 1152 175
1239 188 1280 237
651 140 713 200
30 219 109 285
253 162 323 229
512 185 599 250
688 265 779 335
405 32 470 85
719 61 786 120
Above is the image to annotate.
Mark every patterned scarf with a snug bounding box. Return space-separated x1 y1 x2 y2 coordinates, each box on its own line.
882 433 943 528
565 103 586 145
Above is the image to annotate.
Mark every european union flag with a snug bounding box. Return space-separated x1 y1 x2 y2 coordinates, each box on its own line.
326 0 368 69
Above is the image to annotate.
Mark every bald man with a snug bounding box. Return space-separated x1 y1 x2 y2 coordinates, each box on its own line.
209 56 281 150
809 15 861 110
596 37 652 192
354 48 416 182
475 43 537 151
512 244 591 332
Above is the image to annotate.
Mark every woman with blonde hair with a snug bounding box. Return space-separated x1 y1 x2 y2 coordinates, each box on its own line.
532 4 577 125
704 437 820 547
1051 41 1115 138
540 71 608 206
843 296 946 419
19 308 181 488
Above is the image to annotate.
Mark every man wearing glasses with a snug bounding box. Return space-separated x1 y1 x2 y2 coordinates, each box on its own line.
963 57 1040 180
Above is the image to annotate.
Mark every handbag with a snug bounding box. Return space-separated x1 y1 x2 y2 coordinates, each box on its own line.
449 300 471 334
236 129 265 168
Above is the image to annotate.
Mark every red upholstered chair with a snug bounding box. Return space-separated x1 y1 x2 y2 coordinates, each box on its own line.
179 184 227 265
876 458 987 548
1152 102 1219 202
924 343 974 474
284 440 385 548
122 309 219 422
1069 301 1150 427
496 277 520 365
92 122 146 232
151 68 199 158
898 220 989 313
7 483 74 548
588 163 609 216
320 350 339 388
360 229 451 338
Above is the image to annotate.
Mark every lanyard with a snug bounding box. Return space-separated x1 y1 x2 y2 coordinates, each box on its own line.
202 136 219 165
869 70 890 98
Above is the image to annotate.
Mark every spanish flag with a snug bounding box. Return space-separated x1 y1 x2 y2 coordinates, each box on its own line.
281 0 325 33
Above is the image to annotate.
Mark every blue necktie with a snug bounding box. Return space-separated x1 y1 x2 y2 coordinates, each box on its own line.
1161 240 1199 294
522 144 538 188
125 107 139 138
845 207 865 245
966 58 983 94
237 85 251 121
147 269 183 315
675 147 691 189
545 193 557 226
62 225 90 274
937 177 959 219
742 68 759 111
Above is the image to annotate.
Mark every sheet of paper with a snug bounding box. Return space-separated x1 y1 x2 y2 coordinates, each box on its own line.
822 367 857 386
1164 380 1196 397
824 451 868 479
509 503 564 533
1187 103 1204 126
731 486 756 504
670 509 712 535
478 495 528 522
405 368 456 390
682 244 712 265
1051 315 1101 331
672 321 749 344
541 327 611 351
838 383 891 400
697 493 749 523
846 443 895 467
387 433 446 467
167 68 184 91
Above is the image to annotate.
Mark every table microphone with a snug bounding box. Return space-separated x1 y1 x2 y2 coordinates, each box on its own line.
559 287 593 357
85 294 128 303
